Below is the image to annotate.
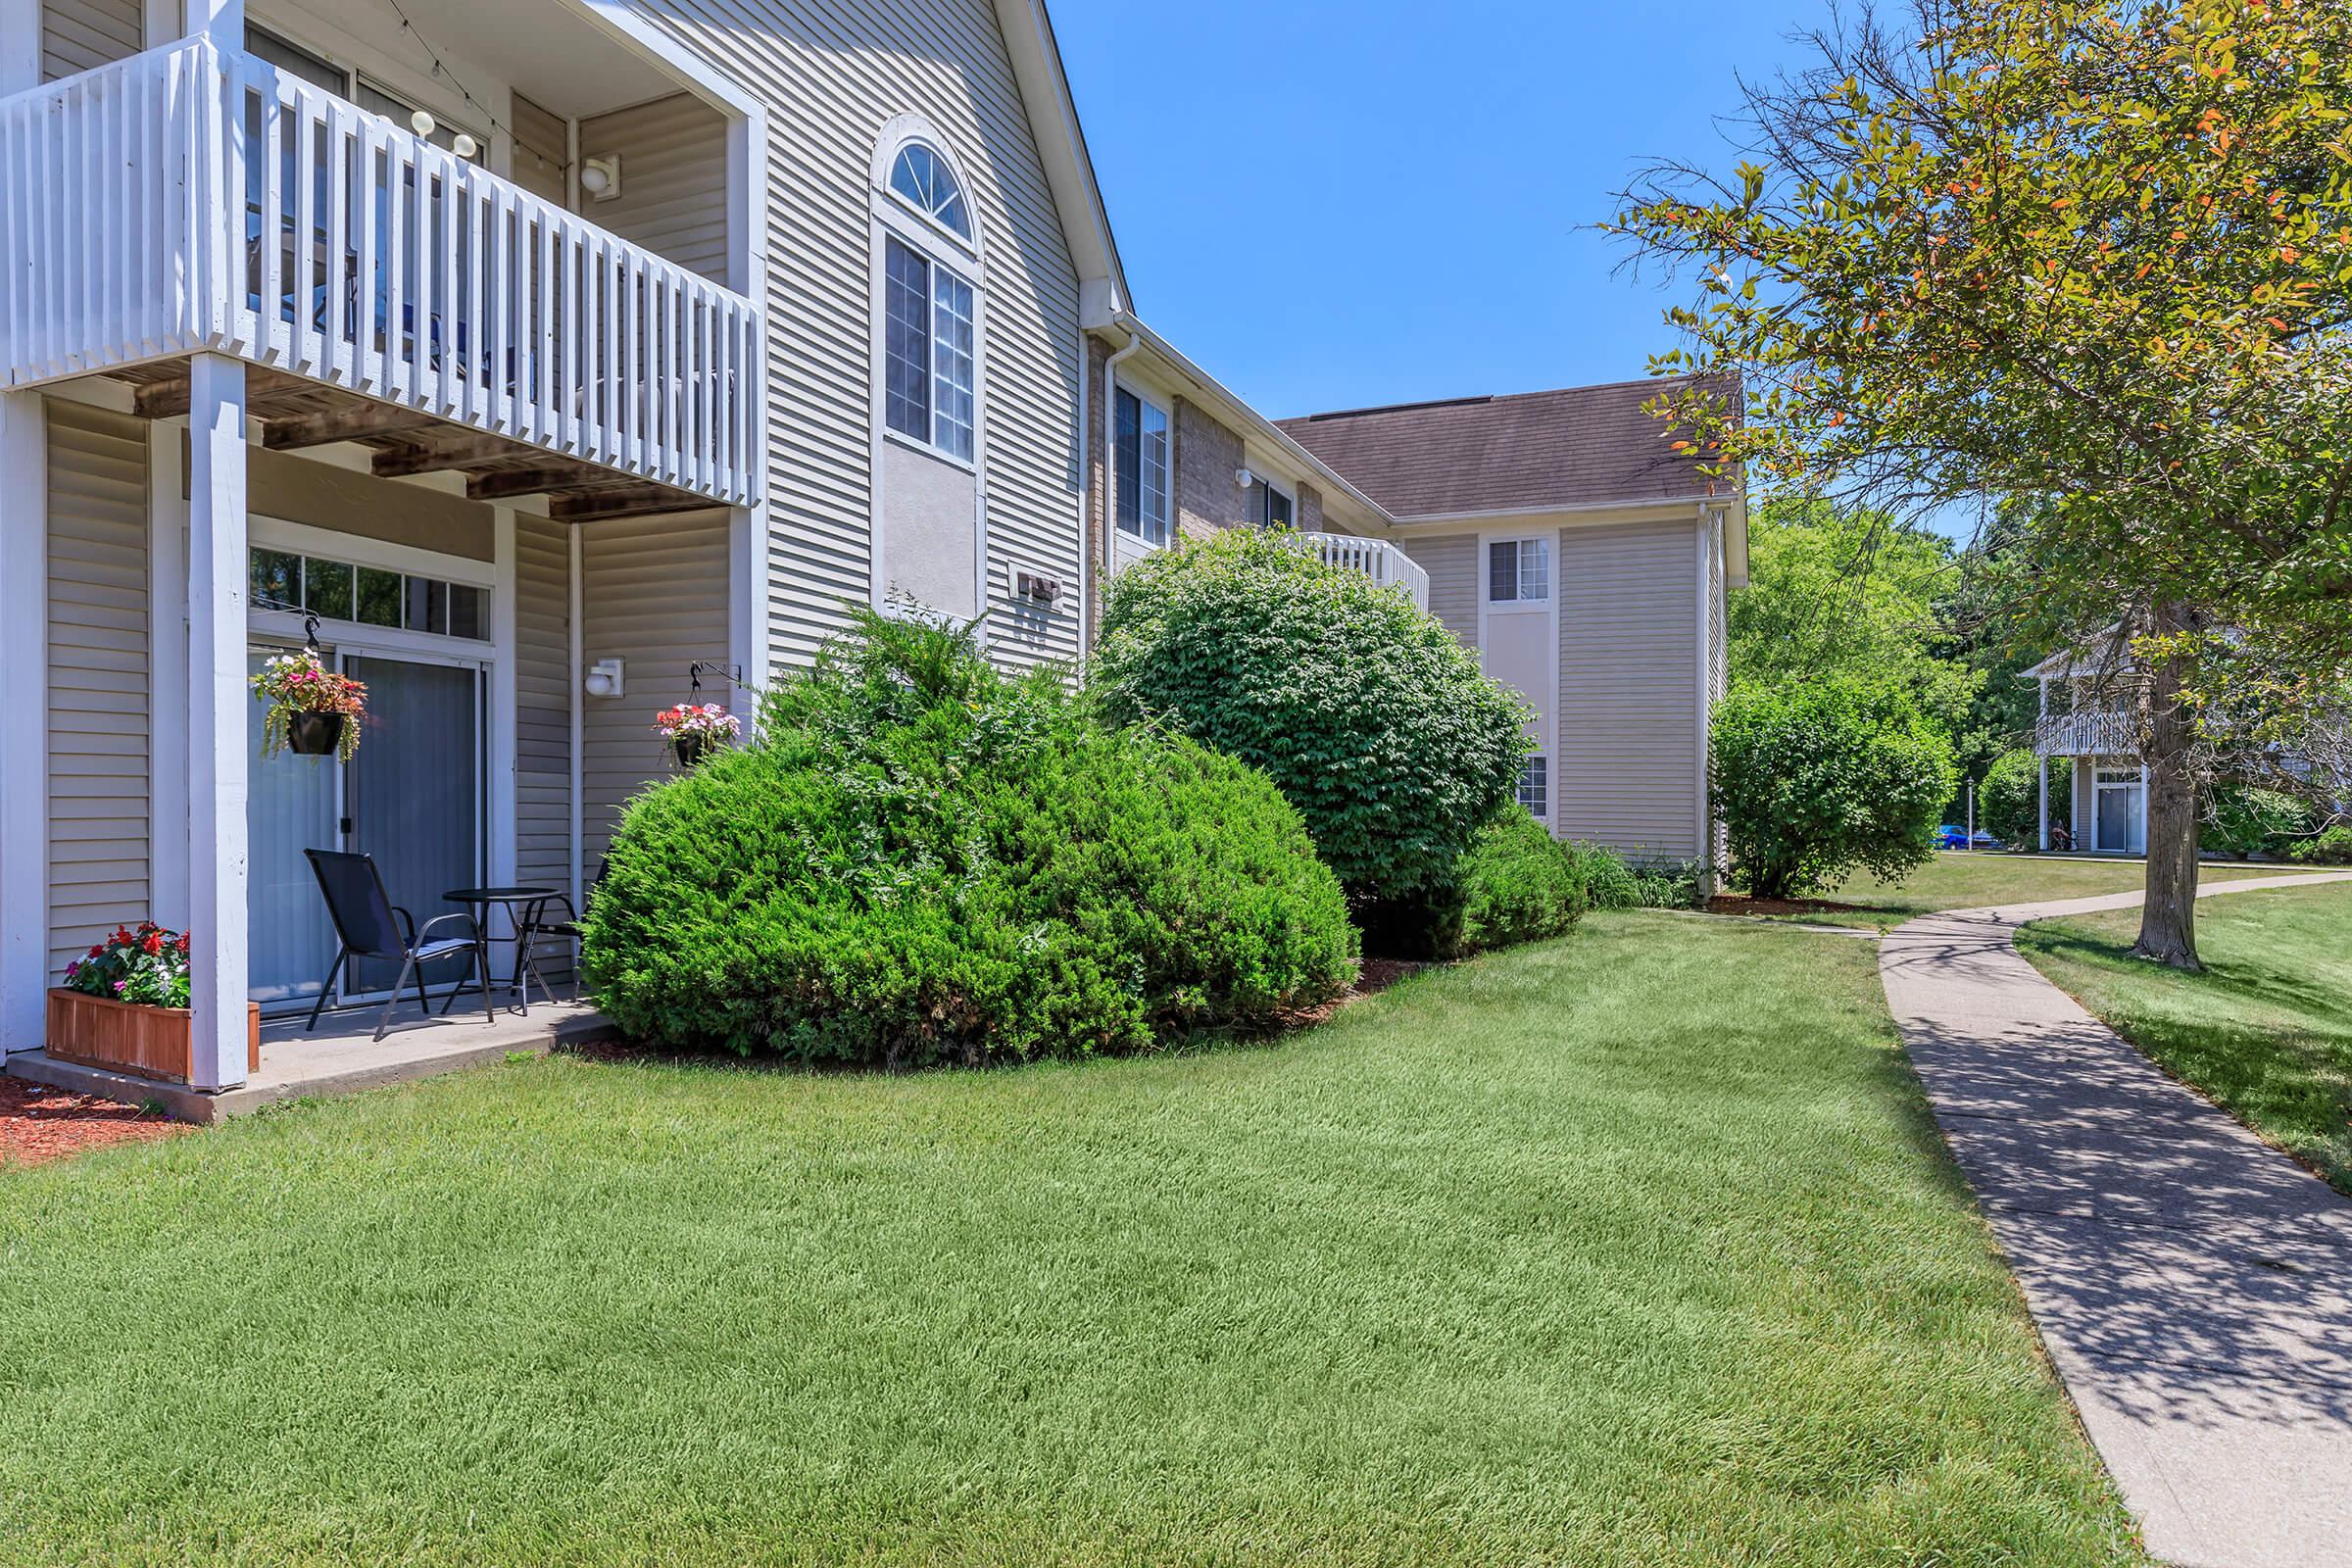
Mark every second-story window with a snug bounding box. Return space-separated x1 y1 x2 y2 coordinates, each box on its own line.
1488 538 1550 604
882 235 976 461
1114 388 1170 545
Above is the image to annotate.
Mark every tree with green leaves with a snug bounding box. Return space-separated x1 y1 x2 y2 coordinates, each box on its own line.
1614 0 2352 968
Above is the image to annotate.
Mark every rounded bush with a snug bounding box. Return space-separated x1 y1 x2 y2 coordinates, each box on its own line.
1093 529 1531 904
2289 823 2352 866
1711 676 1957 899
1457 809 1589 954
581 612 1356 1065
2202 785 2315 859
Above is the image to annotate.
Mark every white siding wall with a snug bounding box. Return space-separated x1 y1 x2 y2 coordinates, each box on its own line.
620 0 1085 676
1401 533 1477 649
515 515 574 977
577 93 731 285
46 398 150 977
1556 519 1704 862
578 511 733 862
40 0 140 82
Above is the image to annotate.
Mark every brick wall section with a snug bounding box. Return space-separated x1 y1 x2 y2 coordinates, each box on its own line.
1172 397 1247 541
1082 335 1108 648
1298 482 1324 532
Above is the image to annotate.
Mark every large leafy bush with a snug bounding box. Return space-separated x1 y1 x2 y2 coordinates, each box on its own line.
1093 530 1530 903
1711 677 1957 899
1981 748 2068 848
2201 785 2316 860
2289 824 2352 866
581 613 1355 1064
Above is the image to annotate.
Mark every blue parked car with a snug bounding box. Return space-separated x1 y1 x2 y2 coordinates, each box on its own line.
1937 826 2001 851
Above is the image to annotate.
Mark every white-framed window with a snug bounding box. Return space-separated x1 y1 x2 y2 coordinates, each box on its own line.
1489 538 1549 604
1518 755 1548 818
888 140 973 240
1114 387 1171 545
882 233 977 462
1249 477 1295 530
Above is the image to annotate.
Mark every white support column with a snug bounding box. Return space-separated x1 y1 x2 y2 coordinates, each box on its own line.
2038 755 2050 853
149 421 192 926
2 0 39 93
185 354 249 1092
182 0 241 39
0 393 49 1055
489 507 519 889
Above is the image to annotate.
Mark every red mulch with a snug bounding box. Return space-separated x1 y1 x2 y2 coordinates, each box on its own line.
0 1075 188 1169
1278 956 1424 1029
1704 895 1869 917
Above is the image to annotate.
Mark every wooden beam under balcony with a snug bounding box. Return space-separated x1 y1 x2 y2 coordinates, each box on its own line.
370 433 522 477
130 367 315 419
465 466 638 503
262 404 441 451
549 485 717 524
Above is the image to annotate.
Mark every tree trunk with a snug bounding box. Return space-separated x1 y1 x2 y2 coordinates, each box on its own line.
2132 614 2203 970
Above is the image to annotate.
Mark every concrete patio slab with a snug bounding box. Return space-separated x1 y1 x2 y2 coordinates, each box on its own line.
4 999 617 1123
1879 869 2352 1568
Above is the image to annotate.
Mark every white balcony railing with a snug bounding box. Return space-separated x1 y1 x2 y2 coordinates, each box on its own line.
1298 531 1429 609
0 37 762 507
2035 709 2137 757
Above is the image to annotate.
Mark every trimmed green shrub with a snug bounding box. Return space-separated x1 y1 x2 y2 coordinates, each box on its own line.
1457 809 1589 954
1981 748 2069 848
2202 785 2316 859
1711 676 1957 899
2288 823 2352 866
581 612 1356 1065
1093 529 1531 904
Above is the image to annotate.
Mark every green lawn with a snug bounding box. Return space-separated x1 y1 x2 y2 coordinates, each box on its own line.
0 914 2140 1566
1801 852 2305 931
2019 878 2352 1196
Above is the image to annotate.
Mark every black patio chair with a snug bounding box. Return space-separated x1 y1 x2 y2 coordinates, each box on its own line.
528 860 607 1004
303 849 495 1041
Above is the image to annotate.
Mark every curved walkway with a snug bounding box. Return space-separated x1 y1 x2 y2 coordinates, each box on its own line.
1879 871 2352 1568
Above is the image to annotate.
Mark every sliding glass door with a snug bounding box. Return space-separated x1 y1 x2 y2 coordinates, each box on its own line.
245 644 485 1011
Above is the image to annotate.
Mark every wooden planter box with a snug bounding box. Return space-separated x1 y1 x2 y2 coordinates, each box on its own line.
46 988 261 1085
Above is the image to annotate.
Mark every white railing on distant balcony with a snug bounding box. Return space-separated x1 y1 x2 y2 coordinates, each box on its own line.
1298 531 1429 608
0 36 763 507
2035 709 2137 757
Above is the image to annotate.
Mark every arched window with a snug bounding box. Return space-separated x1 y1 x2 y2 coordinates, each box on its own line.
888 141 971 239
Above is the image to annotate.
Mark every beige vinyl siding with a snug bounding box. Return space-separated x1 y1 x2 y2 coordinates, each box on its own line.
1556 519 1704 863
577 93 729 285
46 399 151 978
578 511 731 862
613 0 1084 676
1400 533 1477 648
515 516 574 977
510 93 571 210
41 0 141 81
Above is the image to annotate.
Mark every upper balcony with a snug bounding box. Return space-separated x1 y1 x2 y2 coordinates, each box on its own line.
2035 709 2136 758
1298 531 1429 609
0 34 763 515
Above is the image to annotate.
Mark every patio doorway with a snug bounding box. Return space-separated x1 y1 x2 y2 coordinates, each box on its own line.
2093 765 2147 856
246 644 486 1012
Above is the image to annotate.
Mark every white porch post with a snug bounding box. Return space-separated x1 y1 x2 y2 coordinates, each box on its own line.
0 394 48 1055
149 423 192 925
185 354 249 1091
2037 756 2049 853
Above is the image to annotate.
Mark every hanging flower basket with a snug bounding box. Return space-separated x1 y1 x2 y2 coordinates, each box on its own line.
252 651 367 762
656 703 740 769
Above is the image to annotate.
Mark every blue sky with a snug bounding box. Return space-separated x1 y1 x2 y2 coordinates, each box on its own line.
1052 0 1814 420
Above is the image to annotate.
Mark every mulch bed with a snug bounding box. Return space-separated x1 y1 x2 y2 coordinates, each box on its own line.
0 1076 188 1170
1703 896 1869 917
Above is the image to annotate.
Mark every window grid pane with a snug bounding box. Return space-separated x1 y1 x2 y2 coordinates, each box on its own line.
1519 537 1550 602
883 238 930 442
1489 540 1518 602
1140 403 1169 545
1113 389 1143 536
932 267 976 461
1518 756 1548 818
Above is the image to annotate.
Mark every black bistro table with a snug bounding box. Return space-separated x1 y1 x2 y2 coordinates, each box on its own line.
440 885 564 1014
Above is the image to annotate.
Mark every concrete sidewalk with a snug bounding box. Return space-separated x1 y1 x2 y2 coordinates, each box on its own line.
1879 871 2352 1568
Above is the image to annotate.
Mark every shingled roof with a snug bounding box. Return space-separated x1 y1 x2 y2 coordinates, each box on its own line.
1274 376 1725 518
